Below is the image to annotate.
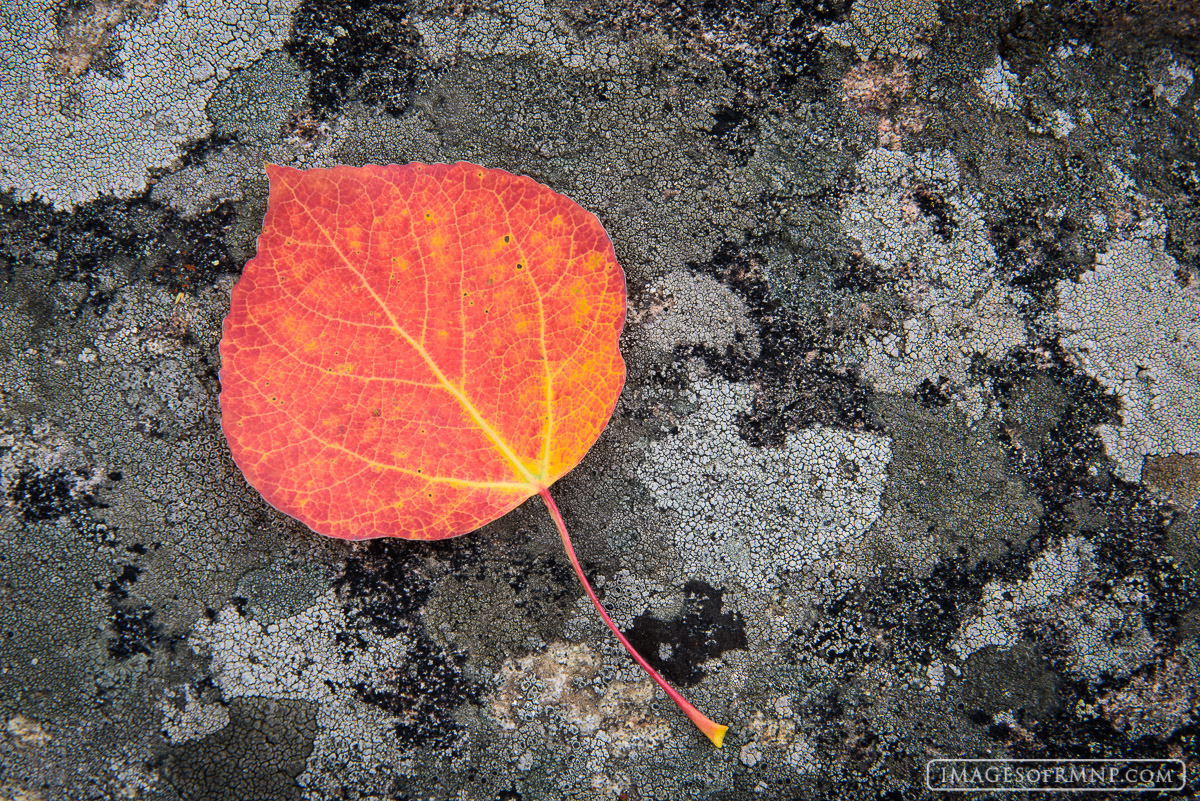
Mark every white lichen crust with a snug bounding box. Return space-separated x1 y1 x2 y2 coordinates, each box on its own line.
951 535 1157 685
190 593 419 797
634 269 760 358
415 0 606 69
847 149 1028 420
158 685 231 745
637 372 892 592
0 0 299 209
1055 217 1200 482
975 55 1021 112
952 535 1094 660
825 0 941 61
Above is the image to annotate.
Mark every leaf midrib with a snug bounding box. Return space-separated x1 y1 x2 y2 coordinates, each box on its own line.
300 195 545 490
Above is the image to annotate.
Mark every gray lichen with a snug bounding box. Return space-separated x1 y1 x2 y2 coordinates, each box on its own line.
847 148 1028 421
1054 215 1200 483
636 370 891 592
825 0 941 61
149 145 265 219
0 0 301 209
634 270 760 358
206 49 308 147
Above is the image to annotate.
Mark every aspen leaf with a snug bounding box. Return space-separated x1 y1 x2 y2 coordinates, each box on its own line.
219 162 727 747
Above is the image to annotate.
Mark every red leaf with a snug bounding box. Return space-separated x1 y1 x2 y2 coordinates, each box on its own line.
220 162 624 540
220 162 726 746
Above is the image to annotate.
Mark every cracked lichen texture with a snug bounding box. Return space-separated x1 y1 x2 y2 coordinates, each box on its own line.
0 270 321 796
1054 216 1200 483
865 395 1043 571
321 6 768 288
635 269 761 358
414 0 603 70
825 0 941 61
848 148 1028 421
0 0 299 209
952 535 1094 660
637 370 891 592
484 642 691 797
952 535 1157 686
190 593 419 798
489 642 671 755
10 0 1198 797
159 685 232 745
149 145 264 219
83 280 306 627
206 49 307 147
975 55 1021 112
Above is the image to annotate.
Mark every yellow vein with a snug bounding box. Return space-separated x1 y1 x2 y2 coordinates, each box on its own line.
246 378 530 492
299 196 540 488
523 259 553 482
508 200 553 484
252 322 443 388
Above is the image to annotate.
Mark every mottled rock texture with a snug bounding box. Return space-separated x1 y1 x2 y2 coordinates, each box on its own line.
1 0 1198 799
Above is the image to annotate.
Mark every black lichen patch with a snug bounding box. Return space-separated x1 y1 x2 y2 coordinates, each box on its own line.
334 539 483 747
801 603 879 666
909 185 957 242
159 696 318 801
794 553 1031 673
286 0 421 119
915 376 953 408
106 563 161 659
352 636 481 748
988 350 1185 635
0 191 235 304
108 605 159 660
833 249 886 292
991 202 1092 318
623 580 746 687
333 539 437 637
687 241 876 446
6 468 96 521
708 98 758 166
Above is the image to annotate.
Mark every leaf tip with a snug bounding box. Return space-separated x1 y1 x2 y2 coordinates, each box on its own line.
264 162 300 186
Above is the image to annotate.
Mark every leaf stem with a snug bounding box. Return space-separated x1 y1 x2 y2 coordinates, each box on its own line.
537 486 728 748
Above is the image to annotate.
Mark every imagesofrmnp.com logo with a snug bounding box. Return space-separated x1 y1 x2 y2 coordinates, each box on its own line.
926 759 1185 792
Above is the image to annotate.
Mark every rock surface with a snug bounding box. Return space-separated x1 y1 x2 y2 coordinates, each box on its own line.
1 1 1198 799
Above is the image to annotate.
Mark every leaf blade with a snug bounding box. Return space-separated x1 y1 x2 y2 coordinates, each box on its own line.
220 162 626 540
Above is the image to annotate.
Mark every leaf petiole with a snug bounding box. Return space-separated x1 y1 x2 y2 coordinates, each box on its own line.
537 486 728 748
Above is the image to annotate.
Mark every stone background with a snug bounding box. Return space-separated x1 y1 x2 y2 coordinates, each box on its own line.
0 0 1198 798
